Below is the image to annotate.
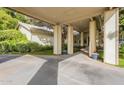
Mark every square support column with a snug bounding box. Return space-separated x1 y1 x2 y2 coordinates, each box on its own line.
67 25 73 54
104 8 119 65
53 25 62 55
80 32 84 47
89 20 96 56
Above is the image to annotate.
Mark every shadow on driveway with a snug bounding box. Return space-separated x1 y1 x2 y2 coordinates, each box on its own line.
28 53 79 85
28 56 59 85
0 53 79 85
0 55 21 64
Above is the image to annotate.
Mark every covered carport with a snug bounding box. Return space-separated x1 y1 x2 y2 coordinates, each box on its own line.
10 7 119 65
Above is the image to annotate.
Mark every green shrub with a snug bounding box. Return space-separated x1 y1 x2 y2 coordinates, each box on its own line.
0 29 29 54
0 29 53 54
27 42 53 52
0 41 10 53
0 29 28 42
120 45 124 53
74 45 81 52
98 51 104 60
9 43 16 52
16 43 30 53
27 42 41 52
40 45 53 51
62 44 67 50
120 45 124 58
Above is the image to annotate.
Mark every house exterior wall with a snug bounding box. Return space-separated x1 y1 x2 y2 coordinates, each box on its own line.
19 25 54 46
19 26 32 41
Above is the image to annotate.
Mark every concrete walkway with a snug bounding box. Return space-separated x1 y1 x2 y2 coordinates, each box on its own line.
0 53 124 85
58 53 124 85
0 55 47 85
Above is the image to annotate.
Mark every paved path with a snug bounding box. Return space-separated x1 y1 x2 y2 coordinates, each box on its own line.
0 55 47 85
0 55 20 63
0 53 124 85
58 54 124 85
28 55 59 85
28 54 76 85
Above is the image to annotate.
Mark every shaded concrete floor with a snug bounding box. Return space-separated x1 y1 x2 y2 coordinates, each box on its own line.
0 54 70 85
28 54 74 85
0 55 21 63
0 53 124 85
28 55 59 85
58 54 124 85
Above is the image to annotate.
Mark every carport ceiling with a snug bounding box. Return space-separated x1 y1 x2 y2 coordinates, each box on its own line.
72 18 90 32
10 7 105 25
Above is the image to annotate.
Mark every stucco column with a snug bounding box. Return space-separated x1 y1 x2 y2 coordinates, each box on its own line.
89 20 96 57
67 25 73 54
80 32 84 47
53 25 62 54
104 8 119 65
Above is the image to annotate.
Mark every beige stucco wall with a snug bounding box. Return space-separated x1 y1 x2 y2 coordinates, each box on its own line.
19 25 53 46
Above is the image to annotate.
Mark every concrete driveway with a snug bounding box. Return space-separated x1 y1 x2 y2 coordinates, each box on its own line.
0 55 47 85
58 54 124 85
0 53 124 85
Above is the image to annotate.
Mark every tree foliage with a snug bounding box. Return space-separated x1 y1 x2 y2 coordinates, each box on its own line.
120 8 124 25
119 8 124 32
0 8 30 30
0 9 18 30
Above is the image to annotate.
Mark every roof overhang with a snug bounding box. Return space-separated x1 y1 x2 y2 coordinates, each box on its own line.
10 7 106 25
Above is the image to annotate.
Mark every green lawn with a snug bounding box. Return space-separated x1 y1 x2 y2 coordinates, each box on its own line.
119 46 124 67
2 49 53 55
119 58 124 67
29 50 53 55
